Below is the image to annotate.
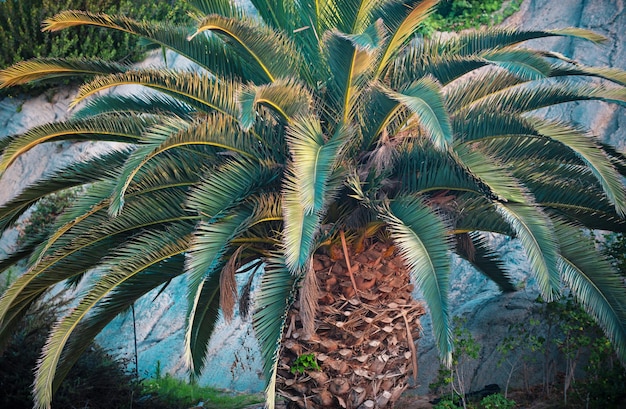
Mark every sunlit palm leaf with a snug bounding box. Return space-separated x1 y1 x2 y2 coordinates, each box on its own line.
43 10 248 79
72 70 239 115
324 24 383 121
528 118 626 215
194 14 302 83
454 144 527 203
72 93 196 120
0 58 129 88
480 48 551 81
0 114 150 173
374 0 437 76
238 79 313 131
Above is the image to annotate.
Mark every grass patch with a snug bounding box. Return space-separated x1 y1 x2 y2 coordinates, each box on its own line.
141 374 263 409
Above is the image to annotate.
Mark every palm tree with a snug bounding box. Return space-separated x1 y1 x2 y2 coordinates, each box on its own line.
1 0 625 408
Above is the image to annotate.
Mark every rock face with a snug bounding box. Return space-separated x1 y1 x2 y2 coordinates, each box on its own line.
0 0 624 397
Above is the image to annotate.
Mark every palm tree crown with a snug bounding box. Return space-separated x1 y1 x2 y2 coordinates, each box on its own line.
0 0 625 408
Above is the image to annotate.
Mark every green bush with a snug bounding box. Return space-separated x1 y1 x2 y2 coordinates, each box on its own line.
0 0 190 94
420 0 523 34
480 393 515 409
0 294 142 409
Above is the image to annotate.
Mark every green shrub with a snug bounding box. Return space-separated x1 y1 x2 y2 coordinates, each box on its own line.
420 0 523 34
0 293 142 409
0 0 190 94
480 393 515 409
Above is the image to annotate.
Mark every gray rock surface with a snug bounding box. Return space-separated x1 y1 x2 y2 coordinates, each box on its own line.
0 0 623 397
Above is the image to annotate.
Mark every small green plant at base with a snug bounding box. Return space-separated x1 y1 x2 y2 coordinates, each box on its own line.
480 393 515 409
433 398 461 409
430 316 480 409
290 353 321 374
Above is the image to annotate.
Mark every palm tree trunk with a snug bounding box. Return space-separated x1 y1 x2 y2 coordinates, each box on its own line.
277 242 425 408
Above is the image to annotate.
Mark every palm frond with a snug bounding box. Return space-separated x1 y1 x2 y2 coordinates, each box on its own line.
380 194 453 366
48 256 187 404
459 78 626 116
527 118 626 216
184 267 221 375
186 210 252 299
33 224 191 409
454 144 527 203
0 149 128 231
187 0 244 18
109 115 266 216
494 203 560 301
389 41 486 88
455 233 516 292
187 158 277 220
324 24 383 122
0 58 129 88
480 48 552 81
382 76 452 150
395 144 491 197
72 93 196 120
0 114 150 173
281 120 350 271
286 117 348 213
238 79 313 131
374 0 437 76
549 62 626 86
442 26 606 57
194 14 302 82
72 70 238 115
252 254 298 409
554 221 626 365
43 10 248 79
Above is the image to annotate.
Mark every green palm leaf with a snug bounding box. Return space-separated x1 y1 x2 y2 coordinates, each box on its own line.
454 144 527 203
455 233 517 292
33 224 192 409
383 76 453 150
49 255 187 401
194 14 302 83
72 70 238 115
43 10 248 79
495 203 560 300
0 150 128 231
72 93 195 120
252 254 298 409
0 58 128 88
480 48 552 81
554 221 626 364
0 114 150 173
324 23 383 121
374 0 437 76
528 118 626 216
446 26 606 56
238 79 313 131
184 267 222 375
381 194 453 365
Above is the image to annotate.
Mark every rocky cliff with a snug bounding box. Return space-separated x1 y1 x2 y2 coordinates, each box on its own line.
0 0 623 395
